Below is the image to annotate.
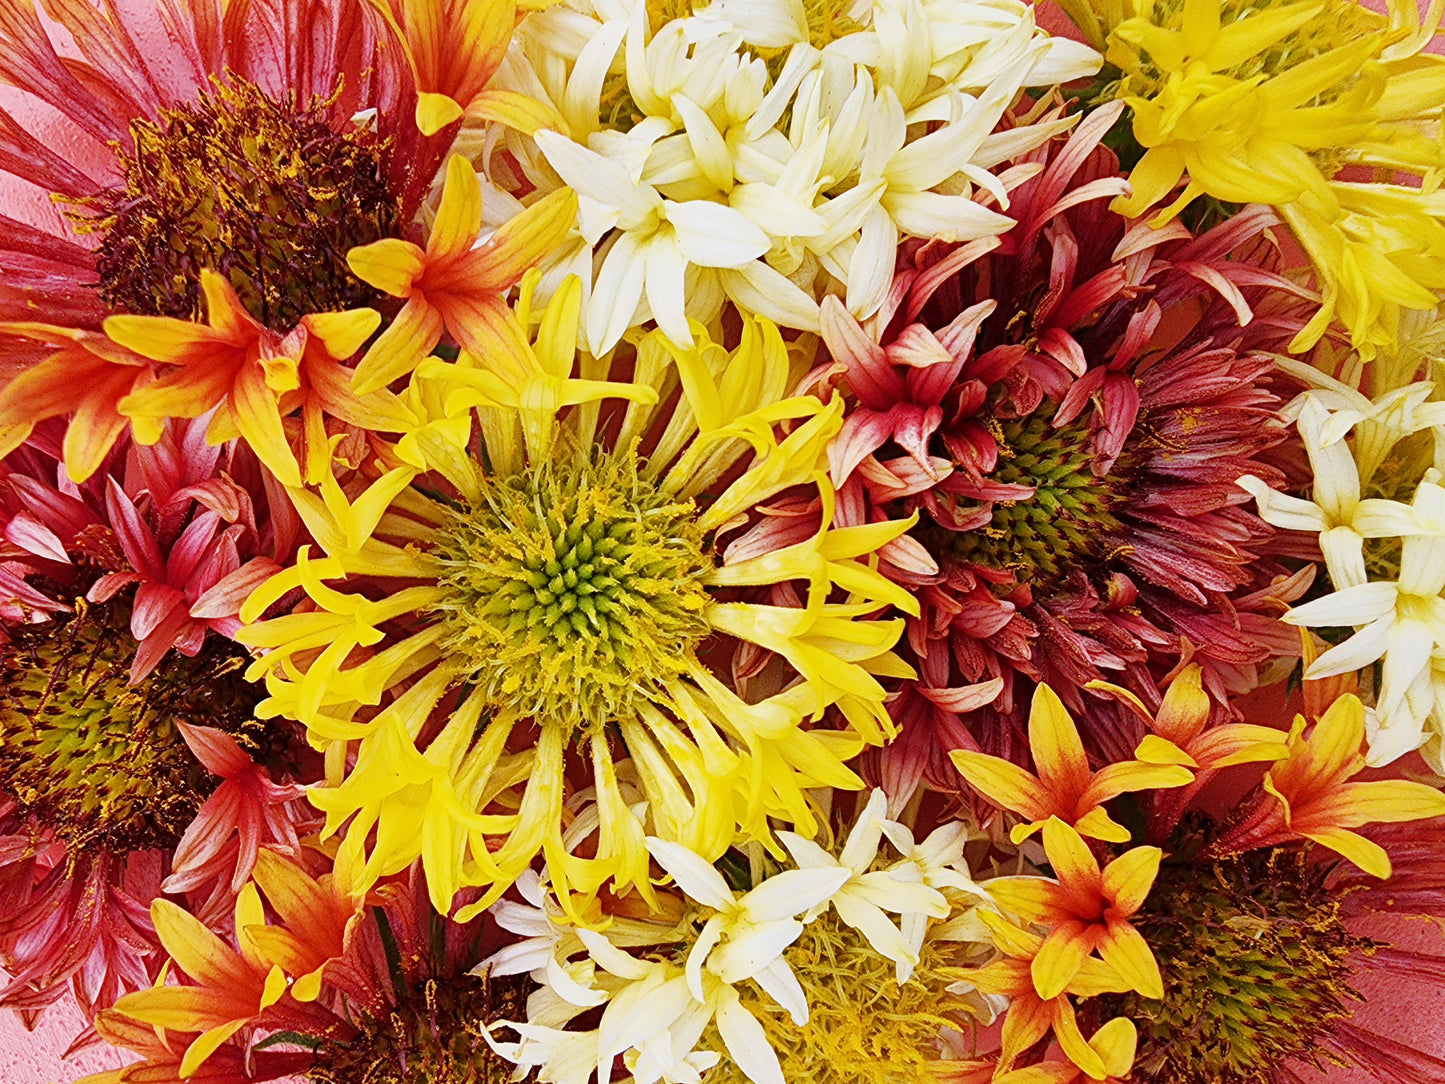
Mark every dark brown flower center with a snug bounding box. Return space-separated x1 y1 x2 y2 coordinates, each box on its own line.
72 77 402 328
0 595 266 852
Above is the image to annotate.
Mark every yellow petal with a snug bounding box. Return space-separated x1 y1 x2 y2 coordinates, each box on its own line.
417 90 465 135
1100 846 1161 917
348 237 426 296
1134 734 1198 768
1031 920 1095 1001
1028 684 1092 800
949 750 1051 820
1302 827 1391 878
1097 920 1164 1000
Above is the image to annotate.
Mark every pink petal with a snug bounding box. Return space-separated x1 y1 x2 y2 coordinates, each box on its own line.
178 722 254 778
104 478 165 579
819 295 906 410
189 558 281 620
4 510 71 563
918 678 1005 713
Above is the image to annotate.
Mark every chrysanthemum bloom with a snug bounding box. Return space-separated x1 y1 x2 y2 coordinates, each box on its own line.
0 423 313 1026
239 291 916 919
483 789 1001 1084
0 0 563 482
820 101 1313 789
94 844 534 1084
1067 0 1445 360
483 0 1100 353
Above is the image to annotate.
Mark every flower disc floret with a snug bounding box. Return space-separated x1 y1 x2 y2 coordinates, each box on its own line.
430 448 713 735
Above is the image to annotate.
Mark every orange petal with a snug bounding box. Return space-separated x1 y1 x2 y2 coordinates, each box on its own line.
1301 827 1391 878
1031 919 1096 1001
949 750 1052 819
1310 779 1445 829
1049 997 1108 1081
979 910 1046 959
987 876 1073 925
1154 664 1208 744
999 992 1053 1070
111 985 248 1029
117 354 243 424
1028 683 1092 800
348 237 427 297
1304 694 1368 783
1078 760 1193 808
149 900 252 990
1190 724 1290 769
1072 805 1132 844
428 155 484 261
461 185 578 291
1100 845 1161 917
350 295 445 394
1096 920 1164 1000
1069 956 1136 998
1042 817 1102 905
62 374 136 483
1134 734 1197 768
434 293 535 386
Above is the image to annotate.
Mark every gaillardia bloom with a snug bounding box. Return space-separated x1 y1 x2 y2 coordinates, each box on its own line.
0 422 311 1026
0 0 551 482
818 101 1313 788
240 286 915 919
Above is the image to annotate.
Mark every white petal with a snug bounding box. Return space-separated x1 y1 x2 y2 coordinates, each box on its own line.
588 230 650 355
1285 581 1399 629
740 866 850 922
707 919 803 983
536 130 658 224
838 789 889 872
881 189 1014 241
1304 612 1400 678
831 893 918 980
664 199 770 267
644 231 692 347
646 837 736 909
845 202 897 318
720 262 821 332
750 957 808 1025
715 988 785 1084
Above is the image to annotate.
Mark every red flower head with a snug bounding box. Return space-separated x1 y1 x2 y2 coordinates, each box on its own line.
812 102 1315 796
0 422 317 1034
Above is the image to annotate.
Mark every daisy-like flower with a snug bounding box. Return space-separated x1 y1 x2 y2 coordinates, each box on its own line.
0 422 314 1028
0 0 552 481
819 99 1314 790
485 0 1100 353
1207 692 1445 877
484 789 1002 1084
239 296 916 919
94 846 535 1084
1076 0 1445 359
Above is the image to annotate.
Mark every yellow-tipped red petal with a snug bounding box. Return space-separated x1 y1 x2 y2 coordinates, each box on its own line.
150 900 252 990
998 991 1054 1069
417 91 465 135
1313 779 1445 828
1100 845 1162 917
1031 919 1096 1000
987 876 1073 925
1042 817 1102 901
1028 683 1092 799
949 749 1051 820
1096 920 1164 1000
1189 724 1290 768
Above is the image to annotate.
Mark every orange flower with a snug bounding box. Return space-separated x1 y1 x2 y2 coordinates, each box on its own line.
346 155 578 395
960 909 1133 1080
1093 665 1290 777
244 844 369 1001
949 683 1192 843
993 1017 1138 1084
107 272 393 486
366 0 563 136
1208 695 1445 877
109 886 287 1077
988 817 1164 1002
0 325 154 481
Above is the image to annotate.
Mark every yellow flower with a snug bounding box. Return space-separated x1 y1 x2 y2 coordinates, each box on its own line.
240 306 916 921
1088 0 1445 358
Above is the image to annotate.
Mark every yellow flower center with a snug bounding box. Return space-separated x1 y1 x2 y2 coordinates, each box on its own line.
429 447 713 735
69 78 403 328
0 596 266 851
702 909 977 1084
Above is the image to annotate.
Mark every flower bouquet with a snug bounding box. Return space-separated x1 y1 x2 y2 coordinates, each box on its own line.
1 0 1444 1080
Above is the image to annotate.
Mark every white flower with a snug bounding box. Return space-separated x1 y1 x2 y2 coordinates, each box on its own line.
1286 474 1445 764
778 789 950 981
646 835 847 1023
1241 395 1417 590
877 815 990 957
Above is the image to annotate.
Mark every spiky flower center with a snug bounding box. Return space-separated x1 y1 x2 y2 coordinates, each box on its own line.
73 78 402 328
925 412 1137 590
1091 844 1367 1084
306 971 532 1084
429 448 713 735
0 597 266 851
703 909 973 1084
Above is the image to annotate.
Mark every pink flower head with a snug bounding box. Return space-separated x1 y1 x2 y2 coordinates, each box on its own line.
813 102 1315 796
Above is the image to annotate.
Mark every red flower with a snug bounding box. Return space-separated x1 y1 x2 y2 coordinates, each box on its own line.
815 102 1315 796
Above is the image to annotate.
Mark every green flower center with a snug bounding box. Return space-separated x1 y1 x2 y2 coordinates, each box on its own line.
922 411 1138 591
429 448 713 735
71 77 402 329
306 970 532 1084
0 596 266 851
1091 842 1368 1084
